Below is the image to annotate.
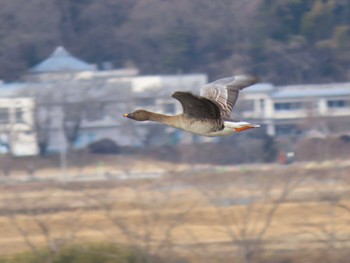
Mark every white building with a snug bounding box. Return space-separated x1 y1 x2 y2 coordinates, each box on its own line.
0 91 38 156
1 45 350 155
241 82 350 137
1 46 208 153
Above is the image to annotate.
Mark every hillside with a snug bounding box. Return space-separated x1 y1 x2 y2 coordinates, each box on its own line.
0 0 349 84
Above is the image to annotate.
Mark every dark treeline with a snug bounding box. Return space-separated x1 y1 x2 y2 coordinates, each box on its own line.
0 0 349 84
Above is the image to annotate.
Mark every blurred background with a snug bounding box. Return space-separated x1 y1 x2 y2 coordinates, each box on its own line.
0 0 350 262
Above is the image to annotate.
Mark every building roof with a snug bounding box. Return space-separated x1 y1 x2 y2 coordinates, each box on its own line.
272 83 350 99
0 82 28 97
30 46 97 73
244 83 274 93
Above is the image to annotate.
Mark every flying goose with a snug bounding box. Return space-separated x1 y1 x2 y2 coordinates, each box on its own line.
123 74 260 137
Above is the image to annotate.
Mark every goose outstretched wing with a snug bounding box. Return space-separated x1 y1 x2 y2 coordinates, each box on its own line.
172 91 221 119
200 75 258 119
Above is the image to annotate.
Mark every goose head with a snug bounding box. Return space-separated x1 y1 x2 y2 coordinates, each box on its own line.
123 110 152 121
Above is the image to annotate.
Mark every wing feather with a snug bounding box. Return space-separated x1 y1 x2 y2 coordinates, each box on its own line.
172 91 221 119
200 75 258 118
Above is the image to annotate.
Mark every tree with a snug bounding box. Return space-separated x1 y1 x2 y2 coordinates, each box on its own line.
83 176 195 263
295 165 350 263
261 0 314 41
35 104 52 156
196 171 304 263
301 0 335 42
1 0 350 83
62 101 86 151
0 0 60 80
4 186 84 263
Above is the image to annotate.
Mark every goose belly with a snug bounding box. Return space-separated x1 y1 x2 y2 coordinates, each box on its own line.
181 119 223 136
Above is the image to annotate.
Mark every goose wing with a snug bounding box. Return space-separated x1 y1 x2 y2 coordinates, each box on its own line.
200 74 258 119
172 91 221 119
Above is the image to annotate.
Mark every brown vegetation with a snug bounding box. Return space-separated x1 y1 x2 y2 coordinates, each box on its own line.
1 157 350 262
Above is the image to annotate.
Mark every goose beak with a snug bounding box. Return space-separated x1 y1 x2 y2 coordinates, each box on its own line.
123 113 129 118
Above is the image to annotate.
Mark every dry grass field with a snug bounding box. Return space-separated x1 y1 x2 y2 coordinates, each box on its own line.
1 156 350 262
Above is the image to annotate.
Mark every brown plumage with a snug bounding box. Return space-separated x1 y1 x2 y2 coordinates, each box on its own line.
123 74 260 137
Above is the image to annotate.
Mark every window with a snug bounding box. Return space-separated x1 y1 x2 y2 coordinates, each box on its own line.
327 100 346 108
274 102 302 111
15 108 25 123
260 99 265 111
0 108 9 124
